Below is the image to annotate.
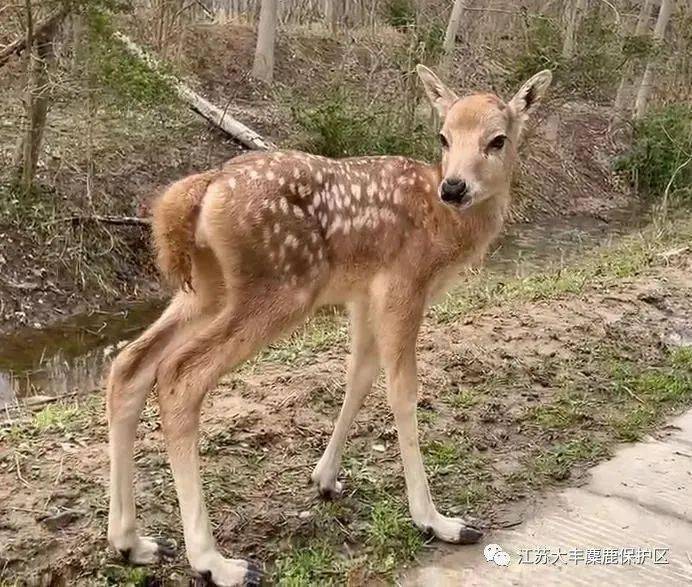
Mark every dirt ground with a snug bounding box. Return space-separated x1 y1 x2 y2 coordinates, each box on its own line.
1 225 690 586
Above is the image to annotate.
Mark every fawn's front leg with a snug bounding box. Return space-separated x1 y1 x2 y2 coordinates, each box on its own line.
312 299 380 497
373 281 483 544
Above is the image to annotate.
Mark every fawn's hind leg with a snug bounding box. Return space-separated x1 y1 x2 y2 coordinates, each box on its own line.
155 287 314 586
107 292 202 563
312 299 380 497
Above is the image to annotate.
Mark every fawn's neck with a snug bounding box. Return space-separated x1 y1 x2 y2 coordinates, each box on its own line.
417 161 510 260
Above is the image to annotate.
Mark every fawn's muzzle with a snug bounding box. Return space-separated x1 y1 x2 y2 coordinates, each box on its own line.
440 178 469 205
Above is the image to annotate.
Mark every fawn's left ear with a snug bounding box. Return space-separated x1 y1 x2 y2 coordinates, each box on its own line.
508 70 553 117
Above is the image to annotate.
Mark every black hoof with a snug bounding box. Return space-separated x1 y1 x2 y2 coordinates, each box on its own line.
191 563 263 587
192 570 213 586
458 524 483 544
317 485 341 500
154 537 177 561
118 538 176 565
244 561 262 586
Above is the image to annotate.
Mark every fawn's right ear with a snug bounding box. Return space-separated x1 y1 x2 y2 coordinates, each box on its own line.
416 64 459 118
508 70 553 118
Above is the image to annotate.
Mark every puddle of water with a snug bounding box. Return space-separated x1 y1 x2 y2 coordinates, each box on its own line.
487 209 641 277
0 302 164 409
0 209 645 409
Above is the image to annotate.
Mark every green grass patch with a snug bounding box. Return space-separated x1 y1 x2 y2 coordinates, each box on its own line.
531 437 610 482
366 498 424 572
424 439 464 471
272 490 423 584
100 563 155 587
456 481 491 510
525 391 594 430
247 310 348 367
446 388 480 410
608 348 692 440
0 396 103 443
275 544 343 587
31 403 84 433
671 347 692 370
432 223 691 325
612 405 658 442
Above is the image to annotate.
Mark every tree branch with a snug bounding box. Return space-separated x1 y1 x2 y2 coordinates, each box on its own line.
61 214 151 226
0 8 66 70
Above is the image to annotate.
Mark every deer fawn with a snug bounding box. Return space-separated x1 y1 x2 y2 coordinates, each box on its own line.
106 65 552 586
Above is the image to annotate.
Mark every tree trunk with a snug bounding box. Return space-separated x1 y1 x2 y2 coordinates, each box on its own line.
13 0 34 179
614 0 653 112
0 8 66 71
252 0 277 83
634 0 673 119
635 0 653 33
324 0 338 33
14 0 61 194
561 0 587 60
441 0 465 73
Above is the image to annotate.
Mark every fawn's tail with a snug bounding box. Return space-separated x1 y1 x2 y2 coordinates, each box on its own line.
150 171 219 291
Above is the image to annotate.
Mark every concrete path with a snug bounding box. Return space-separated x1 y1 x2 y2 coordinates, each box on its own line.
404 411 692 586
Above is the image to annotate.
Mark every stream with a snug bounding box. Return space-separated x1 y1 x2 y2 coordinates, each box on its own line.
0 210 644 411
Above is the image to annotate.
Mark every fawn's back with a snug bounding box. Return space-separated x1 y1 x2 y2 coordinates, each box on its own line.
153 150 498 306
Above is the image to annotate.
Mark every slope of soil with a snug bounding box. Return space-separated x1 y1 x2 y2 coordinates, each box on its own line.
1 222 690 585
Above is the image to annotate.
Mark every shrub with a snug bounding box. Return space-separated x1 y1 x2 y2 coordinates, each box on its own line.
566 15 622 100
290 85 437 160
506 15 563 91
615 103 692 203
383 0 417 29
86 7 175 110
505 14 640 102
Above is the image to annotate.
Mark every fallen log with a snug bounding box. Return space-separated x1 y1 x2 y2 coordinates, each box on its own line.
113 32 276 151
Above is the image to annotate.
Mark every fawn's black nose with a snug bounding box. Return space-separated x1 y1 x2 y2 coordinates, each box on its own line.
440 178 469 203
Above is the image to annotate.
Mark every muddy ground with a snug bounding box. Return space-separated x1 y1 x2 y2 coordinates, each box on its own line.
0 221 690 586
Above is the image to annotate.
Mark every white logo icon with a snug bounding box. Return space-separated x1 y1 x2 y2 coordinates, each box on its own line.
484 543 511 566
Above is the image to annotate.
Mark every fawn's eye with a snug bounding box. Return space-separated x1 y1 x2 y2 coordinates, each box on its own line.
488 135 507 151
439 133 449 149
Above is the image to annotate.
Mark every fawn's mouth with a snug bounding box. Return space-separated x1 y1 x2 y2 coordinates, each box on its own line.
438 186 474 210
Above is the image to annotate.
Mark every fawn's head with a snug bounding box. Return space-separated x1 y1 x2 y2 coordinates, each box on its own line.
417 65 552 210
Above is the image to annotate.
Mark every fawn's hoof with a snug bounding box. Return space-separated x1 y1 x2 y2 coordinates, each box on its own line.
192 558 262 587
118 536 176 565
317 479 343 500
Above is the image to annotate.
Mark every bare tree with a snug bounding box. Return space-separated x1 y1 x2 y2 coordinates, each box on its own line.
324 0 338 33
441 0 465 72
634 0 674 119
614 0 654 112
14 1 63 194
561 0 588 60
252 0 278 83
636 0 653 31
